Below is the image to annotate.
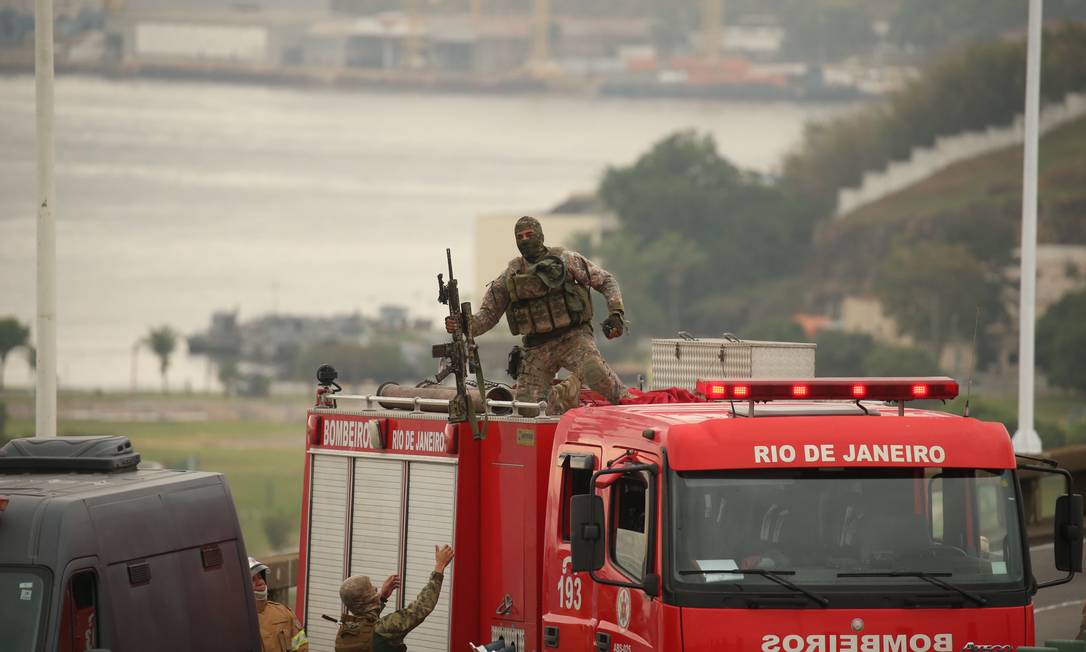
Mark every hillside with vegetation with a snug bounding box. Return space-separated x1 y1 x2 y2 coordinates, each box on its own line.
589 26 1086 445
593 24 1086 335
812 112 1086 335
782 23 1086 214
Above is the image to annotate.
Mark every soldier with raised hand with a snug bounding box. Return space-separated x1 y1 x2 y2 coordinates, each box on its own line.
335 544 455 652
447 215 629 413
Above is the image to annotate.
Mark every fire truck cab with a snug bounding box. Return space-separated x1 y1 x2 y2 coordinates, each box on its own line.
561 378 1083 651
297 342 1083 652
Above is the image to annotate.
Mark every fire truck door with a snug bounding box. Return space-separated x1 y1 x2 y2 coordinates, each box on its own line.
402 460 457 652
542 445 602 651
349 458 403 609
481 461 526 620
594 452 660 651
304 453 351 651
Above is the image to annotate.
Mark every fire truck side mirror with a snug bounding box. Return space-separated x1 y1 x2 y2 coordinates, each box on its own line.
642 572 660 598
570 494 606 573
1053 493 1084 573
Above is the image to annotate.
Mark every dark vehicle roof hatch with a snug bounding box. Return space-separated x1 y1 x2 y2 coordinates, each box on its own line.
0 436 141 472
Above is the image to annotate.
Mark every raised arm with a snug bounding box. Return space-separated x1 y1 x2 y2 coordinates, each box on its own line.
566 252 624 315
374 545 455 639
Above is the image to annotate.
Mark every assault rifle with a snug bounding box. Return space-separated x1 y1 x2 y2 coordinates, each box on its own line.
433 248 489 439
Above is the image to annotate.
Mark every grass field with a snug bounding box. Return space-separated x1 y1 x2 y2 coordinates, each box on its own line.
2 385 1083 557
2 390 310 558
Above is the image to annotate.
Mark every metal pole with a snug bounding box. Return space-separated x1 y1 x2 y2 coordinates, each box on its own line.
1013 0 1043 454
532 0 550 63
130 340 140 392
702 0 723 63
35 0 57 437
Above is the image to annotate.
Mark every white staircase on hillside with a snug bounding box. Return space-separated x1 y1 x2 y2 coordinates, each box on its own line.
835 92 1086 218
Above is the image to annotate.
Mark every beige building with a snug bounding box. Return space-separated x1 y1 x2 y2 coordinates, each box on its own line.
837 295 913 346
472 197 615 300
106 6 325 67
1011 244 1086 316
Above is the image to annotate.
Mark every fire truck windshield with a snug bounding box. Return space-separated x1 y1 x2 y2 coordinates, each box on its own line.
669 467 1026 607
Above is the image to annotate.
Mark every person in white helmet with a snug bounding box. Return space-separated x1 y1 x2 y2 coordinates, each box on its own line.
250 556 308 652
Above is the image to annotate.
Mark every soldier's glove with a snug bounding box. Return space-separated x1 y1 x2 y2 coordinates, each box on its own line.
602 312 625 339
445 316 460 334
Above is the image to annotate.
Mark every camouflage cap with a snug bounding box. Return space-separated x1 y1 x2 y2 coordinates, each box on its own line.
514 215 542 236
339 575 381 618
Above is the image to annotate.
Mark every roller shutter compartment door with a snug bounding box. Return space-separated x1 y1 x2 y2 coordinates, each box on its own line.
350 458 404 587
305 454 350 651
403 461 458 652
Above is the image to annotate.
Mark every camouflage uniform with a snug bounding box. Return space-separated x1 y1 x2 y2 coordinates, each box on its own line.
335 572 444 652
471 246 627 412
256 600 308 652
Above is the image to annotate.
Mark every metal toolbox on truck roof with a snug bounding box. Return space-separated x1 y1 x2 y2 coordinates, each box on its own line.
650 334 816 390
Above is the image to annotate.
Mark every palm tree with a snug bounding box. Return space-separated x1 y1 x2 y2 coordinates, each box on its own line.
147 326 178 393
0 317 30 390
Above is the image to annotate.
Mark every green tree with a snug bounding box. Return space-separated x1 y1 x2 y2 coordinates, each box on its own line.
598 131 810 335
293 340 419 383
864 344 941 376
873 243 1004 359
147 325 178 393
0 317 31 390
816 331 876 376
782 24 1086 213
598 231 708 336
743 319 806 342
1038 288 1086 393
688 277 811 337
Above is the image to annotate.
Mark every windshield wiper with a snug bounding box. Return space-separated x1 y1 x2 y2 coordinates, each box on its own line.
680 568 829 607
836 571 987 606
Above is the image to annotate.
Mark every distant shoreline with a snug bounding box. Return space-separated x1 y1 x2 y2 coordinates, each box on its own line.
0 57 863 103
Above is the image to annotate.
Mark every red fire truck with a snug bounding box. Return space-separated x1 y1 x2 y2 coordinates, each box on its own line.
295 354 1083 651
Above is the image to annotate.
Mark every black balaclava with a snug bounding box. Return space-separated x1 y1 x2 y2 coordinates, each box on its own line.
514 215 546 263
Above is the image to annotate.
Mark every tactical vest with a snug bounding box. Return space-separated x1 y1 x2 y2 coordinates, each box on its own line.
335 615 377 652
504 250 593 337
373 632 405 652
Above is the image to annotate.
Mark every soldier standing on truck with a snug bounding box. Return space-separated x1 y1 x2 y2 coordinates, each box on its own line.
250 556 309 652
335 544 455 652
446 215 629 413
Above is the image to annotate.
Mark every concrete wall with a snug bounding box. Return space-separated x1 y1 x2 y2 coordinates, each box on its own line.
836 92 1086 219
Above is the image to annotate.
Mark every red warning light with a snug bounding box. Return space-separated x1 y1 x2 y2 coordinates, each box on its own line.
695 377 958 402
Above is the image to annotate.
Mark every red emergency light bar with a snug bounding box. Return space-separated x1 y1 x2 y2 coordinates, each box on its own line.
694 377 959 402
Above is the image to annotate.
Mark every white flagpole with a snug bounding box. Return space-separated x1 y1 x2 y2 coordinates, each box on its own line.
35 0 57 437
1013 0 1043 454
